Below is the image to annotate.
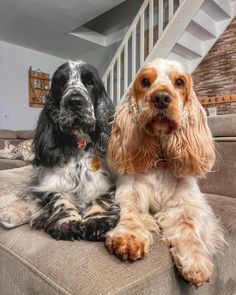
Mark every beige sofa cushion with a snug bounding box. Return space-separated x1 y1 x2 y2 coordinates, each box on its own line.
0 158 27 171
0 166 235 295
0 193 235 295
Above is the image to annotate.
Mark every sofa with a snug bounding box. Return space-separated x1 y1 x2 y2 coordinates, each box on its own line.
0 129 34 170
0 114 235 295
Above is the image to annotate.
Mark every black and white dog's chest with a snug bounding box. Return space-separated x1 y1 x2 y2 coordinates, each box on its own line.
74 148 113 202
38 147 113 205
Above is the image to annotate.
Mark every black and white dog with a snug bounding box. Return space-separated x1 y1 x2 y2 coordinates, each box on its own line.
1 61 119 241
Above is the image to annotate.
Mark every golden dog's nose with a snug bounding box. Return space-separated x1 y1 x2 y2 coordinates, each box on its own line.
152 92 172 109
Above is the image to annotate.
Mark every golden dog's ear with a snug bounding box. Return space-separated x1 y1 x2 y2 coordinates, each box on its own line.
108 91 159 174
164 84 215 178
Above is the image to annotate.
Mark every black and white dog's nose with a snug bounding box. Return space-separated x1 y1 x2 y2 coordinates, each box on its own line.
153 92 172 109
63 89 85 108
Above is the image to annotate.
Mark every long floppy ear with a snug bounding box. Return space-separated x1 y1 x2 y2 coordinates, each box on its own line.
164 86 215 178
108 92 159 174
93 79 115 153
33 103 76 168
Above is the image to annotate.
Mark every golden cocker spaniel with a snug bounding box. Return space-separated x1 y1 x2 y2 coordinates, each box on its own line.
106 58 224 287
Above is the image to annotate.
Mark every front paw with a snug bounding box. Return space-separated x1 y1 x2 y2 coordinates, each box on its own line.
79 216 119 241
106 230 149 261
47 220 82 241
172 249 214 287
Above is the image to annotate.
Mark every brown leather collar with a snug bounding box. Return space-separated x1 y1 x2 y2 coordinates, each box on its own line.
153 159 169 169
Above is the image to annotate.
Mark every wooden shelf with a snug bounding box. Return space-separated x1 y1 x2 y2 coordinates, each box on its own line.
28 67 50 108
199 94 236 106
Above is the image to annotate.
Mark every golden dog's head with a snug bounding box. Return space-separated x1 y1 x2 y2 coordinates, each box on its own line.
108 59 215 177
130 59 193 133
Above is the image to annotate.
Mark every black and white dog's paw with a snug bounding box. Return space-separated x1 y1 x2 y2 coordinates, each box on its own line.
47 220 83 241
79 216 119 241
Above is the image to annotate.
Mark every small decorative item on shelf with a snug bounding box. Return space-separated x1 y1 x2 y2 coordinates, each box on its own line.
28 67 50 108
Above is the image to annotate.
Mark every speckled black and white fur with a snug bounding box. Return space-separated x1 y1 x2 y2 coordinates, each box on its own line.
7 61 119 241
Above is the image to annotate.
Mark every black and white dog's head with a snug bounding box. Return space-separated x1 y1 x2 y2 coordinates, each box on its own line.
33 61 115 167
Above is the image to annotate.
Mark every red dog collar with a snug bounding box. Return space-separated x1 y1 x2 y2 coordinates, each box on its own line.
76 139 87 149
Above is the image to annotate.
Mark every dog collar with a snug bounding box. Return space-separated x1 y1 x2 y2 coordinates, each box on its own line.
72 128 91 149
76 139 87 149
153 159 169 169
153 150 169 169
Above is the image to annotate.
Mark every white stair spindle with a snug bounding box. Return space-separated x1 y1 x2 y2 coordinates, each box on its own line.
110 68 114 102
140 11 145 67
168 0 174 20
124 43 128 90
149 0 154 52
102 0 149 83
117 55 121 102
158 0 163 38
132 28 136 79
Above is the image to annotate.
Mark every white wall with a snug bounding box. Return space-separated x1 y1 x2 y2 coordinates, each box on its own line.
0 41 66 130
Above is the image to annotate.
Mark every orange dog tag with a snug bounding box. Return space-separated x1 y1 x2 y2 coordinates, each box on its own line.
90 155 101 172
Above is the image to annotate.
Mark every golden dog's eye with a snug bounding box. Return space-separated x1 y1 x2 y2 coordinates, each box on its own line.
175 78 185 87
141 78 150 88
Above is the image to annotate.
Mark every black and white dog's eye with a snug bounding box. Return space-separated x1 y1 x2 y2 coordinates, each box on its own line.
86 80 94 87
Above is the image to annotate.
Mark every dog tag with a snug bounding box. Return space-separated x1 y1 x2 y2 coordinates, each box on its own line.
90 155 101 172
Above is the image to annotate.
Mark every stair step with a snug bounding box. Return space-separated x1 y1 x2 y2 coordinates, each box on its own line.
187 9 217 40
172 44 202 60
186 21 216 41
214 0 232 15
201 0 232 21
176 31 203 58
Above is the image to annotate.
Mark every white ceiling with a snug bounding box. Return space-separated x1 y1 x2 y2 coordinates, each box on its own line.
0 0 125 59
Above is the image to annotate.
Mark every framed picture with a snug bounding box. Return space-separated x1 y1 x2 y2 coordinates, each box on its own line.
34 79 42 89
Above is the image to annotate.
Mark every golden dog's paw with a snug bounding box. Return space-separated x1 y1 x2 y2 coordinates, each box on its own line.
106 231 149 261
174 253 214 287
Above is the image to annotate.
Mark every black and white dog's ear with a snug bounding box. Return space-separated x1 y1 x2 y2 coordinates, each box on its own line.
93 78 115 153
33 108 55 167
33 106 76 168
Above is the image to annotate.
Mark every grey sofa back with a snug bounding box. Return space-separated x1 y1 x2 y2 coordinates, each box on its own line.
0 129 35 149
200 114 236 198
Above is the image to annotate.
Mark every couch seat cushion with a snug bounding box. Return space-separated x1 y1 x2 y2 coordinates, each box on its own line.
0 168 235 295
0 158 27 171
